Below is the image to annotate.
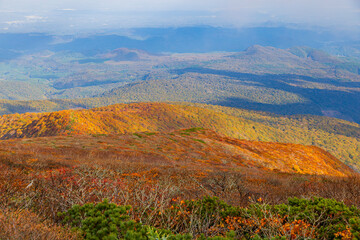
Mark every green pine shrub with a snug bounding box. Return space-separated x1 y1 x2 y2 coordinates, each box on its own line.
58 197 360 239
273 197 360 239
58 199 147 240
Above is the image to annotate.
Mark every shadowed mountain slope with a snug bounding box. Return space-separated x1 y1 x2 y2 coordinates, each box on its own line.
0 44 359 122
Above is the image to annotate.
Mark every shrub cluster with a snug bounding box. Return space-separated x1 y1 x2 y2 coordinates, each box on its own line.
58 199 193 240
58 197 360 240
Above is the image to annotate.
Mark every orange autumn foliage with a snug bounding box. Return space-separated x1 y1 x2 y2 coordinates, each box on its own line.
0 102 359 171
0 128 354 177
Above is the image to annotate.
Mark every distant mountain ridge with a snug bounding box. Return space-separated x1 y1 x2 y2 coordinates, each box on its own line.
0 44 358 122
1 26 359 56
98 48 157 61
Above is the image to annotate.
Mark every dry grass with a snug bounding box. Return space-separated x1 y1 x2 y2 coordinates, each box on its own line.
0 128 359 238
0 206 78 240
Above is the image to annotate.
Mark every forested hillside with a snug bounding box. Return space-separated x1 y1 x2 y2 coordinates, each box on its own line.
0 45 359 123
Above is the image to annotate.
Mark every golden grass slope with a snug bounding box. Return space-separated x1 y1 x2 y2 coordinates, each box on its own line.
0 128 354 177
0 102 268 139
0 102 359 170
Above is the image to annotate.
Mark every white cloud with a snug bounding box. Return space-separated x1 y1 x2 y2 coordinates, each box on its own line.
6 20 24 25
58 9 76 11
4 15 46 27
25 15 44 20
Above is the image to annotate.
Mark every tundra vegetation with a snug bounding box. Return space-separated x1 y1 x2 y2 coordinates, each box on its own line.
1 112 360 239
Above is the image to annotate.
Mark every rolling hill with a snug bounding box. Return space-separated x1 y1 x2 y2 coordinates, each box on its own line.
0 102 359 170
1 102 360 239
2 26 360 240
0 127 354 177
0 43 359 124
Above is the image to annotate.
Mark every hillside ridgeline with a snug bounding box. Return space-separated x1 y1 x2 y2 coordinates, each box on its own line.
0 102 360 170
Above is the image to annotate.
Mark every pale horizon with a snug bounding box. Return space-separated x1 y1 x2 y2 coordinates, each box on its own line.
0 0 359 34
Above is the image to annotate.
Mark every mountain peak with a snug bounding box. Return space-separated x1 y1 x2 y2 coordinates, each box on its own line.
99 48 154 61
244 45 274 55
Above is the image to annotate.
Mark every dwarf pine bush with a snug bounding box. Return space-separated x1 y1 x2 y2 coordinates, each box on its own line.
58 197 360 239
58 199 147 240
273 197 360 239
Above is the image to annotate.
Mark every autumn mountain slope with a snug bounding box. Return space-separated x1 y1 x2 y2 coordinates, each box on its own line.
0 102 360 171
0 128 354 177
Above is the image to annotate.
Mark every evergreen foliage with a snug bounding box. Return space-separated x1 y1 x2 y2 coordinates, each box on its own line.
58 197 360 239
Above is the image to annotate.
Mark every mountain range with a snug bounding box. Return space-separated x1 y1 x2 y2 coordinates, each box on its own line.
0 44 359 124
1 28 360 238
1 27 359 55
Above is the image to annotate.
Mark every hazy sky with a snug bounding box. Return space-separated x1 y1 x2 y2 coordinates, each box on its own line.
0 0 359 33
